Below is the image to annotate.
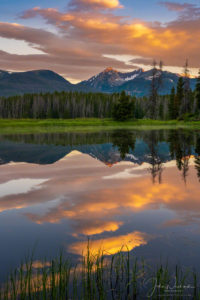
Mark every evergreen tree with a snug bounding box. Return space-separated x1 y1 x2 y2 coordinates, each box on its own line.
146 132 163 184
111 130 136 159
112 91 134 121
149 60 163 119
195 70 200 111
168 87 175 119
182 59 191 114
175 77 184 118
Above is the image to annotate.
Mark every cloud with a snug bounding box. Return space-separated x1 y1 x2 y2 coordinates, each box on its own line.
0 178 47 198
0 20 132 81
68 231 149 255
72 220 123 236
1 0 200 81
159 1 192 12
0 151 200 239
69 0 123 10
20 5 200 68
0 21 129 80
0 22 54 48
160 1 200 20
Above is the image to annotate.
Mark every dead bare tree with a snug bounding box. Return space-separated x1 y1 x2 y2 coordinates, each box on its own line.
182 59 191 114
149 60 163 119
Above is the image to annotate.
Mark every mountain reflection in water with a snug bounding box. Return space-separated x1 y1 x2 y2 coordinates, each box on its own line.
0 129 200 280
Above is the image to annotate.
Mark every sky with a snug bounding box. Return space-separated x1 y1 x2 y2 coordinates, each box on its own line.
0 0 200 82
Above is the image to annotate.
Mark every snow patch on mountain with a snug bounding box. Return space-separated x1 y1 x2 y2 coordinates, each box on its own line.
126 153 139 161
124 74 140 81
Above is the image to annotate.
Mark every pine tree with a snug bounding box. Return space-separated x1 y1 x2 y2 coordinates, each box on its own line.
175 77 184 118
112 91 134 121
168 87 175 119
195 70 200 111
182 59 191 114
149 60 163 119
112 130 136 159
159 101 164 120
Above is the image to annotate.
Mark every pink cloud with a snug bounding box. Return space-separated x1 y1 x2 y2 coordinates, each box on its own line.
159 1 192 12
0 1 200 80
160 1 200 20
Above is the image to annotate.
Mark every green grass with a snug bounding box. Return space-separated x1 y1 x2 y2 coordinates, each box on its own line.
0 118 200 134
1 247 200 299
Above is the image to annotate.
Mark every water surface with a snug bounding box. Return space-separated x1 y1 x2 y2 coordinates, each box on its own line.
0 129 200 280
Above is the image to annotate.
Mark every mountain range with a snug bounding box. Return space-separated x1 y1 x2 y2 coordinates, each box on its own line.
0 138 173 166
0 67 197 97
0 133 197 166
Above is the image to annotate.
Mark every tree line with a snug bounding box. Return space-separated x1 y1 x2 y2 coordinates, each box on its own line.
148 60 200 120
0 64 200 120
2 129 200 183
168 67 200 120
0 91 118 119
113 60 200 121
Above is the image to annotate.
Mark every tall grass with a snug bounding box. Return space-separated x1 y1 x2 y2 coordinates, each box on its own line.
1 247 200 299
1 118 200 134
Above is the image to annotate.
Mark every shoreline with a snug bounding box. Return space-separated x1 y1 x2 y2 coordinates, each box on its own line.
0 118 200 134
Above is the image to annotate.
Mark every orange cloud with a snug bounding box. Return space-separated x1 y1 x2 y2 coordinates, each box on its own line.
68 231 149 255
0 0 198 80
76 0 122 9
20 6 200 68
75 221 123 236
0 151 199 239
31 261 51 269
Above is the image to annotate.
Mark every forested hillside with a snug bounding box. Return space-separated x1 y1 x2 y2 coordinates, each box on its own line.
0 67 199 120
0 67 197 97
0 70 73 97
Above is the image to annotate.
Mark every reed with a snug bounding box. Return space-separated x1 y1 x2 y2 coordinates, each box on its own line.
1 247 200 299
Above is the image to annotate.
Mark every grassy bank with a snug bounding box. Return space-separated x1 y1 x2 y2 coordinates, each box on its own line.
1 248 199 299
0 118 200 134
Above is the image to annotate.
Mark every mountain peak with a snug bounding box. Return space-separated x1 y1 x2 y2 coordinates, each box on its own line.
138 68 144 73
103 67 117 73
